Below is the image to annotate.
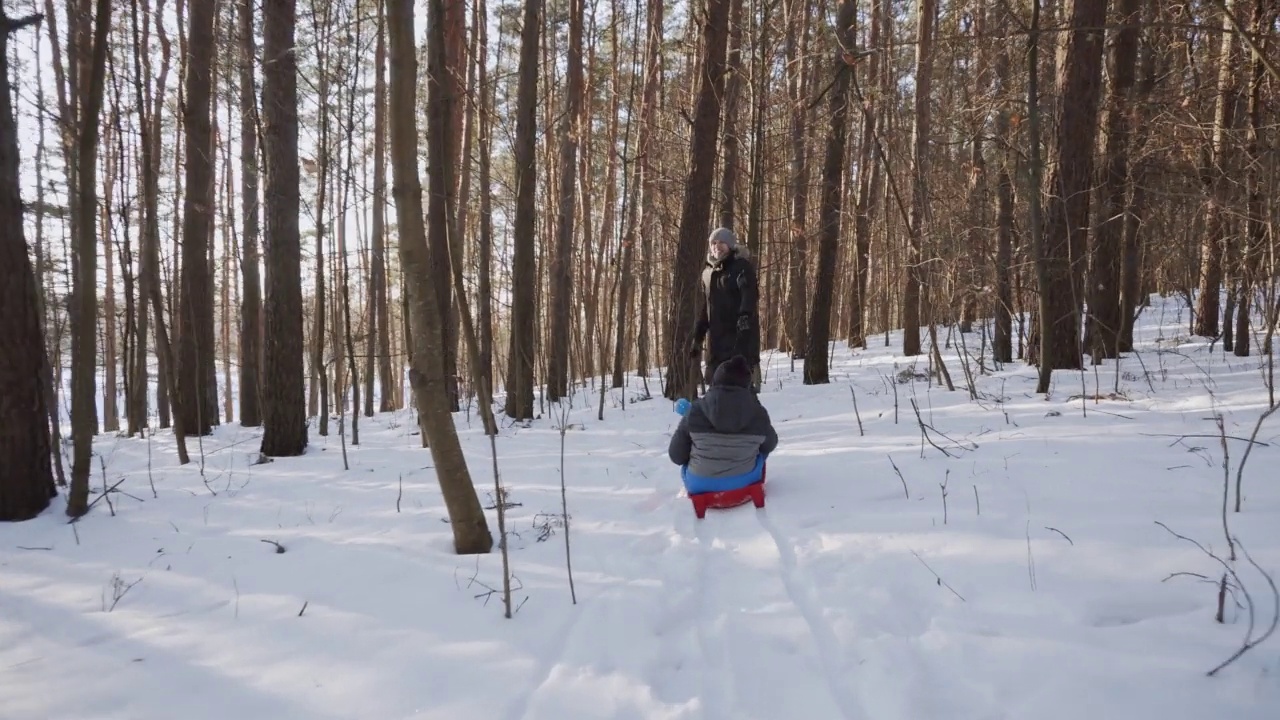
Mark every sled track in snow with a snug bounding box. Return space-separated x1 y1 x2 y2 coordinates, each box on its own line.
503 604 588 720
688 509 736 720
756 509 863 720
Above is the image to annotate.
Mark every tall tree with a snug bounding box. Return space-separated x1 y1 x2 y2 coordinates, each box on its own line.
504 0 539 419
177 0 218 435
901 0 936 358
1193 0 1239 338
391 0 493 554
802 0 857 383
239 0 262 426
66 0 113 517
0 10 57 522
992 0 1015 364
783 0 811 356
426 0 462 412
474 0 495 403
1084 0 1141 360
1235 0 1271 357
847 0 884 348
546 0 585 401
260 0 308 457
366 0 393 414
665 0 732 401
717 0 745 228
1033 0 1108 384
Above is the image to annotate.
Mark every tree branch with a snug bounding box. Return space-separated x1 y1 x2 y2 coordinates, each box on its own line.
1209 0 1280 86
1 13 44 33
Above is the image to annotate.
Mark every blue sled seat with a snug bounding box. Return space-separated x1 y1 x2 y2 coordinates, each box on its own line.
681 454 766 495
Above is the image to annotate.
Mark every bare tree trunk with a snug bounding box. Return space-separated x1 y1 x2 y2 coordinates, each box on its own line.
427 0 462 414
848 0 885 348
802 0 856 383
1033 0 1107 387
101 104 119 434
475 0 495 405
260 0 308 457
220 94 235 424
0 11 58 522
1194 0 1238 338
67 0 113 517
1085 0 1141 361
665 0 732 401
991 1 1014 364
546 0 584 401
504 0 540 419
177 0 217 436
783 0 811 356
308 1 334 434
367 0 393 414
1119 0 1157 352
31 28 66 485
717 0 745 229
613 0 661 389
239 0 262 426
392 0 494 554
1236 0 1271 357
901 0 935 357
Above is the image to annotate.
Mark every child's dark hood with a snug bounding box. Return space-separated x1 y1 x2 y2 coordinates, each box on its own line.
699 385 759 433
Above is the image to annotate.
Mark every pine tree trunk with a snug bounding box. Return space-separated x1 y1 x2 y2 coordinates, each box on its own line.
1234 0 1270 358
392 0 493 554
260 0 308 457
783 0 810 357
0 11 58 521
1085 0 1141 361
802 0 857 384
717 0 745 229
238 0 262 426
1119 0 1156 352
177 0 218 436
901 0 935 358
474 0 495 403
1194 0 1238 338
101 111 119 433
992 1 1014 364
546 0 584 401
504 0 540 419
1034 0 1107 381
368 0 393 413
665 0 732 401
67 0 113 517
848 0 885 348
428 0 463 413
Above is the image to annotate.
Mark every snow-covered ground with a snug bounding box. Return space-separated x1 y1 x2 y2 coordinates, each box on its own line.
3 295 1279 719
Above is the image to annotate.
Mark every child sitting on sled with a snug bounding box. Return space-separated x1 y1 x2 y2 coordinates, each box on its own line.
667 355 778 495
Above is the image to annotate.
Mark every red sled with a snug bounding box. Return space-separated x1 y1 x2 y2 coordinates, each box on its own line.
688 464 767 519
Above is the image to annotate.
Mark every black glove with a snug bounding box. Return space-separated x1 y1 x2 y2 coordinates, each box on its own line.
736 313 751 333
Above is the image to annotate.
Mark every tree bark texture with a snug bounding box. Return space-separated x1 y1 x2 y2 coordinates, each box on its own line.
391 0 493 554
665 0 731 401
0 11 58 521
260 0 308 457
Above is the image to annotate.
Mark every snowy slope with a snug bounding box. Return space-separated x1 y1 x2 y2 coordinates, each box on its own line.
3 296 1279 720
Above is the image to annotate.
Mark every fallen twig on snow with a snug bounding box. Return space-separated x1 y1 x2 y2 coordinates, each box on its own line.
887 455 909 499
1044 526 1074 546
909 550 966 602
1154 521 1279 676
910 398 977 458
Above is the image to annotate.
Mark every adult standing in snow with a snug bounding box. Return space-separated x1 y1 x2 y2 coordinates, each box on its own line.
691 227 761 392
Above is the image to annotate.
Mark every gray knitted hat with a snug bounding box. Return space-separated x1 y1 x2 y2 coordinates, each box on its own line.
708 227 737 249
